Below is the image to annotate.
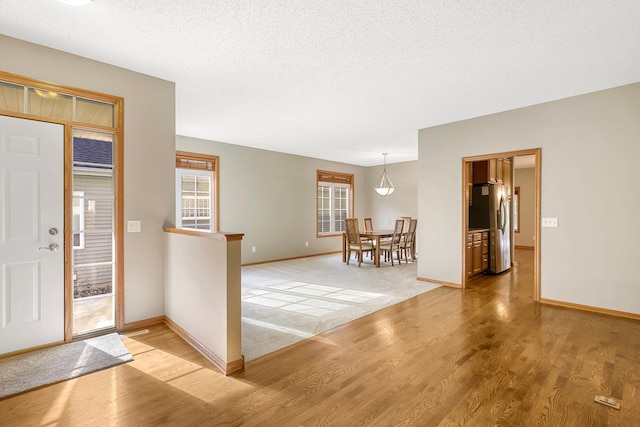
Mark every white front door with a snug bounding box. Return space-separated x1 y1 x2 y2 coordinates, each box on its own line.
0 116 64 354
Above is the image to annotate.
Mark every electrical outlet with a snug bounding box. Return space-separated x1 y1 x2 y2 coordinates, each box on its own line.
127 220 141 233
305 241 309 247
542 217 558 228
251 246 256 253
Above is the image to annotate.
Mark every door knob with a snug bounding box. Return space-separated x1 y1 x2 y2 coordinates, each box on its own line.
39 243 59 252
49 227 59 235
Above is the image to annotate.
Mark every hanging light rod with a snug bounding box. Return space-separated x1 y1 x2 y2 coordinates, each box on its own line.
374 153 395 196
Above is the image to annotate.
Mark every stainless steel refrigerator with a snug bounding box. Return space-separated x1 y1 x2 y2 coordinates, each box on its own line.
469 183 511 274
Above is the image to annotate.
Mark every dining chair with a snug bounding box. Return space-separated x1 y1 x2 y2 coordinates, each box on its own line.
344 218 374 267
361 217 376 257
401 216 411 231
378 219 405 266
400 219 417 262
400 216 411 242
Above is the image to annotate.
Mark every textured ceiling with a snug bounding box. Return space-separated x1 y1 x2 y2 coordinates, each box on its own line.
1 1 639 166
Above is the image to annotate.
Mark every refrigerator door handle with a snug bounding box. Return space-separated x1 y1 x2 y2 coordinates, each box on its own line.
498 197 506 232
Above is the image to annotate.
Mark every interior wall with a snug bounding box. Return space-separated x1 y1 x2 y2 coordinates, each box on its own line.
418 83 640 315
176 135 367 264
0 35 176 324
514 168 535 247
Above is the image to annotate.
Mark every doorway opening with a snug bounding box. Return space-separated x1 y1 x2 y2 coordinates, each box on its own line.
462 148 541 300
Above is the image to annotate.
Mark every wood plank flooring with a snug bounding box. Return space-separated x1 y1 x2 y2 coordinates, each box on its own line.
1 250 639 426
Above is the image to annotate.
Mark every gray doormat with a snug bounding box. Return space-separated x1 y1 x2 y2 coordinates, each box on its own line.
0 333 133 399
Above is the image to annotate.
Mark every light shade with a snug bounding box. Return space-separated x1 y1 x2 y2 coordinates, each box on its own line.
374 153 395 196
58 0 94 5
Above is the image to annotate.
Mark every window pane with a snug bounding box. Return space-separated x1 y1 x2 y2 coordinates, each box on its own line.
178 172 212 231
317 181 351 234
72 133 116 333
182 176 196 192
74 136 113 168
0 81 24 113
28 87 73 120
76 97 114 127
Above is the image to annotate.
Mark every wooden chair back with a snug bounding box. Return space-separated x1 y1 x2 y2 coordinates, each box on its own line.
364 217 373 232
344 218 361 245
391 219 405 244
406 219 417 244
401 216 412 234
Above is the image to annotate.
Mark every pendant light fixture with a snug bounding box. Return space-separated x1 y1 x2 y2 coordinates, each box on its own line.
374 153 395 196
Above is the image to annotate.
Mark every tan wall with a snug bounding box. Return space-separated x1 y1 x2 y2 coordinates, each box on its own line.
176 136 420 263
514 168 535 247
365 161 419 229
1 35 176 323
418 83 640 314
176 135 369 263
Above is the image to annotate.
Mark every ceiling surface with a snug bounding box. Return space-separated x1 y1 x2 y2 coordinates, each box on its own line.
1 1 639 166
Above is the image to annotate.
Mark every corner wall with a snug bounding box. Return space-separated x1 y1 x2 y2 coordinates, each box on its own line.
418 83 640 314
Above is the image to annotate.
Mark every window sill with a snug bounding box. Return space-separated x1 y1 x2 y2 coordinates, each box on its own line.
317 232 344 238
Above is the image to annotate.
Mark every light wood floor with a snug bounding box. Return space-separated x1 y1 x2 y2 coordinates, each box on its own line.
2 250 639 426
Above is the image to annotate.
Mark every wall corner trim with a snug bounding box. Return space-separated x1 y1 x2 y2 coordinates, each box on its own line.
164 316 244 375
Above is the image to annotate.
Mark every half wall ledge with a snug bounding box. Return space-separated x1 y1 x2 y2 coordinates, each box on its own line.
163 227 244 375
163 227 244 241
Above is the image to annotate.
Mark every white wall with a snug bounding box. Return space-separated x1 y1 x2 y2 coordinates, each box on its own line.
1 35 176 324
514 168 535 247
418 83 640 315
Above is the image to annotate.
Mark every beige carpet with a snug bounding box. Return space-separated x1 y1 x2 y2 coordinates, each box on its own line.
242 253 439 361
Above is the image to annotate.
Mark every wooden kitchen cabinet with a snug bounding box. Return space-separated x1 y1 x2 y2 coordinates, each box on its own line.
496 158 503 183
466 233 473 277
472 158 512 188
472 159 497 184
472 232 483 275
481 231 489 271
468 230 489 278
503 158 512 196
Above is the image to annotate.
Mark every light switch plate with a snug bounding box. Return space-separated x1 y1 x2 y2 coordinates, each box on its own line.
127 220 141 233
542 217 558 227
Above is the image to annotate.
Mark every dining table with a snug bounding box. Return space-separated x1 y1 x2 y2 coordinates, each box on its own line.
342 229 394 268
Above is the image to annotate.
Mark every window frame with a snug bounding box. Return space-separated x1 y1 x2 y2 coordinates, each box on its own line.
175 151 219 232
316 170 354 237
72 190 85 249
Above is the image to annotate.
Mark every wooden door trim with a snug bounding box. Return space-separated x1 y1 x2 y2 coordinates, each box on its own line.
461 148 541 302
0 70 125 340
